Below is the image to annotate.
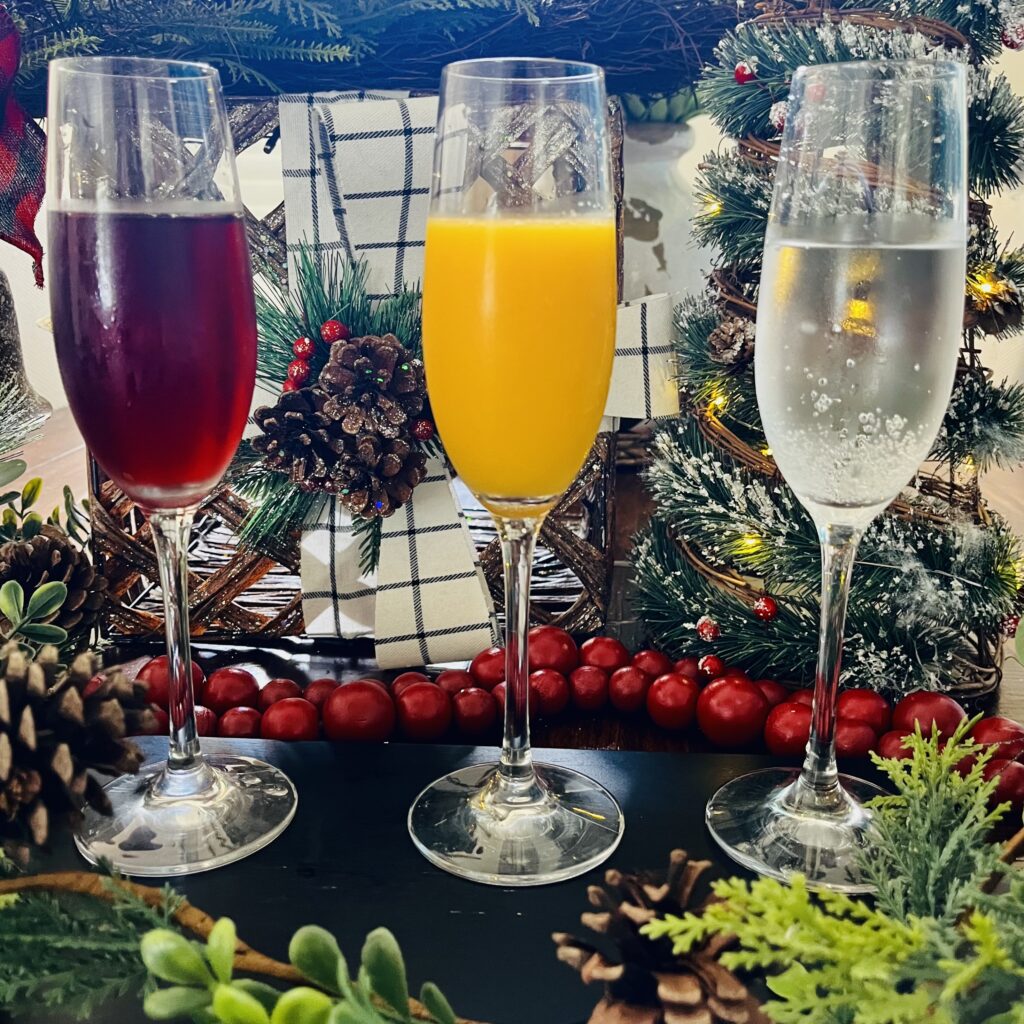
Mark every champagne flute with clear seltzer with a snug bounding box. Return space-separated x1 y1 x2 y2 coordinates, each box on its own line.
706 59 968 892
409 58 624 886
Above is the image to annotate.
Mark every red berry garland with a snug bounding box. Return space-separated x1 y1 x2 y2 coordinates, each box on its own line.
411 418 435 441
753 595 778 623
696 615 721 642
293 336 315 359
287 359 311 385
282 378 299 392
320 319 350 343
734 61 756 85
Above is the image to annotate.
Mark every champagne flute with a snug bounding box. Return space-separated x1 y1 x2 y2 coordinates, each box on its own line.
47 57 297 876
706 60 968 892
410 58 624 886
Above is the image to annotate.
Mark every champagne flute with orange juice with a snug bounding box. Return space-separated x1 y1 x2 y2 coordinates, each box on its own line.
408 58 624 886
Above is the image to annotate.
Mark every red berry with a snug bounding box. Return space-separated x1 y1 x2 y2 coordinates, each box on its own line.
1003 614 1021 638
837 689 891 736
1003 25 1024 50
133 704 166 736
84 674 105 699
392 671 431 699
891 691 966 739
697 654 725 682
696 615 720 642
436 669 475 696
734 60 756 85
258 678 303 712
304 678 340 710
282 379 299 392
755 679 789 707
323 681 396 742
696 677 768 748
529 669 570 718
632 649 674 678
469 647 505 690
877 729 913 760
411 418 435 441
138 656 206 710
722 667 752 683
673 656 700 682
396 682 452 741
646 673 699 731
787 688 814 707
982 759 1024 812
150 704 170 735
528 625 579 674
204 667 260 715
292 336 315 359
970 716 1024 762
764 702 812 756
753 595 778 622
580 636 631 672
194 706 218 736
608 666 651 713
287 359 310 385
835 718 877 759
319 319 349 343
569 666 609 712
217 707 262 738
262 697 319 741
492 681 507 713
452 687 498 737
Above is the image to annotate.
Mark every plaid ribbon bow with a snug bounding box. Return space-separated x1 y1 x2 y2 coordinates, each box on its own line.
0 9 44 286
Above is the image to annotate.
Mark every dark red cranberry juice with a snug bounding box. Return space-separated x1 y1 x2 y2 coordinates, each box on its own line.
49 210 256 509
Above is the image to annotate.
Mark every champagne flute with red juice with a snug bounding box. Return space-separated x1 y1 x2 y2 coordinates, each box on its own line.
47 57 297 875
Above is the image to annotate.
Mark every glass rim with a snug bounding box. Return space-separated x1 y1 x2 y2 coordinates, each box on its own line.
442 57 604 83
48 55 220 82
794 58 964 81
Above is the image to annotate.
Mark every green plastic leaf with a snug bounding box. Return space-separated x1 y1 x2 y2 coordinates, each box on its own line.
20 477 41 509
289 925 343 994
16 622 68 644
207 916 237 984
361 928 409 1020
20 512 42 539
0 459 25 489
25 581 67 621
234 980 285 1013
212 983 272 1024
0 489 20 506
327 1005 375 1024
143 985 213 1020
269 986 333 1024
0 579 24 623
419 983 456 1024
140 929 215 987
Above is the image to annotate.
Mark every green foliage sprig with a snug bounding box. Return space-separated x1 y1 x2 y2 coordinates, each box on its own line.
642 724 1024 1024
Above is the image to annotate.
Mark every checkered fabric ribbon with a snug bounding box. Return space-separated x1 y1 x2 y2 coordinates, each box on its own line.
281 92 676 660
0 10 44 286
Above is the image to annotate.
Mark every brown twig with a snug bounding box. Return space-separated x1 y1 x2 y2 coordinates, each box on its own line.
0 872 467 1022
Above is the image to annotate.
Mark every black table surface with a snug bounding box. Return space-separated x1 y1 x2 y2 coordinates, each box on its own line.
38 740 804 1024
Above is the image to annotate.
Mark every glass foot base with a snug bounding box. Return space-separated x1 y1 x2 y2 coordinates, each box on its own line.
408 761 624 887
706 767 886 894
75 755 298 877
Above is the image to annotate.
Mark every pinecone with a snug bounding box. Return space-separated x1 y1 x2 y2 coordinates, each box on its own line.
707 316 755 366
332 434 427 519
0 642 150 856
553 849 768 1024
251 388 345 491
0 524 109 636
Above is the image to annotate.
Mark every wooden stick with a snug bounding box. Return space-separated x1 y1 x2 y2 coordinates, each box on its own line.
0 871 464 1022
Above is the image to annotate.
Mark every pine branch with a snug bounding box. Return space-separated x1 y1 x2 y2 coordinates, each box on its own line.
932 372 1024 470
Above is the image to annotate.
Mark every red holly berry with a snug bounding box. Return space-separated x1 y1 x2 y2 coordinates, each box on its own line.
696 615 720 642
258 678 303 712
217 707 262 739
1003 614 1021 638
292 336 315 359
753 595 778 623
320 319 350 343
769 100 788 133
411 418 435 442
282 379 299 392
1003 24 1024 49
262 698 319 742
303 678 340 710
287 359 311 385
734 61 756 85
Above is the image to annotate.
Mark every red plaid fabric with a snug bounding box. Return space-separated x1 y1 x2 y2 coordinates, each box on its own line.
0 7 44 286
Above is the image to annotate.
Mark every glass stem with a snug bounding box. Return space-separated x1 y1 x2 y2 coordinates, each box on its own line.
797 523 862 802
150 510 201 772
496 516 542 788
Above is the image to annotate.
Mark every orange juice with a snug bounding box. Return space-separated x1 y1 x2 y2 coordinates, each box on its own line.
423 215 616 514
